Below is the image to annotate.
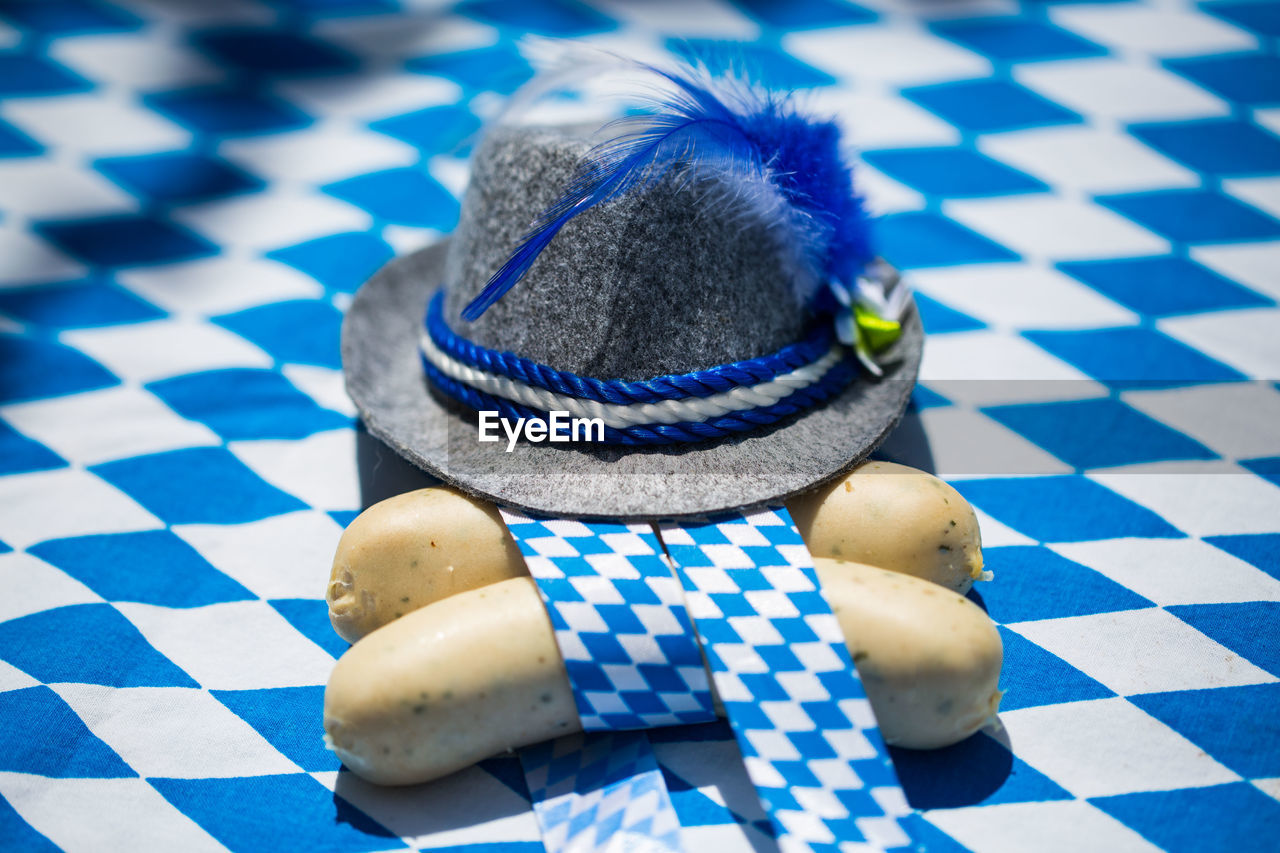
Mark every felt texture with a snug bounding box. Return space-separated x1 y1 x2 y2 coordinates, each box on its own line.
343 241 923 519
442 126 810 380
346 121 921 518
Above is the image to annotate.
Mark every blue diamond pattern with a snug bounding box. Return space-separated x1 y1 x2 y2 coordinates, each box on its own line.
661 765 738 827
0 2 1277 851
0 605 198 688
146 87 312 136
212 686 341 771
0 420 66 475
1165 52 1280 107
953 475 1184 541
863 146 1047 197
983 397 1218 468
910 384 950 409
1129 118 1280 177
0 792 60 853
1099 188 1280 243
192 28 358 76
91 447 307 525
1166 601 1280 677
267 232 394 294
1204 1 1280 36
0 278 165 328
149 775 399 853
1130 684 1280 779
1091 783 1280 853
0 0 139 34
995 627 1116 712
328 509 360 529
978 546 1154 622
914 291 988 334
457 0 615 36
0 687 134 778
903 79 1082 133
874 211 1020 268
890 732 1072 809
147 368 349 440
213 300 344 368
1025 326 1246 389
931 16 1106 62
0 335 118 404
1057 256 1273 316
268 599 349 660
1204 533 1280 582
29 530 254 607
899 815 971 853
369 105 480 154
732 0 876 29
270 0 397 13
407 44 533 95
36 215 218 267
323 167 460 228
673 39 837 88
502 512 717 731
95 151 264 204
1241 456 1280 489
0 117 41 157
0 53 90 97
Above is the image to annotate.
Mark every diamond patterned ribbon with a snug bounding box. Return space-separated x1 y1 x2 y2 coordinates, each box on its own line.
499 510 716 730
519 731 683 853
658 507 914 853
501 510 714 853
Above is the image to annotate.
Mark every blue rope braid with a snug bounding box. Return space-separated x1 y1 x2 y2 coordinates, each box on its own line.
426 290 835 404
421 352 858 446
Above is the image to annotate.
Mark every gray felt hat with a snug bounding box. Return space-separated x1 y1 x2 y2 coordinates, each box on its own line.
342 123 923 520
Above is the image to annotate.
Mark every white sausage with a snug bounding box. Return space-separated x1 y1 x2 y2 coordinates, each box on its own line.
327 487 528 644
325 560 1003 785
789 461 986 593
325 577 574 785
815 558 1002 749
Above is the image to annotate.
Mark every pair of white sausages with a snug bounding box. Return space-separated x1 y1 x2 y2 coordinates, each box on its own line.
324 462 1004 786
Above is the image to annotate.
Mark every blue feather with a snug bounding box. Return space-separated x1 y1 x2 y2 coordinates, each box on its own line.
461 55 873 322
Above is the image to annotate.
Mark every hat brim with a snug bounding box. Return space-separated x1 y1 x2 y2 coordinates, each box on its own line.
342 240 924 520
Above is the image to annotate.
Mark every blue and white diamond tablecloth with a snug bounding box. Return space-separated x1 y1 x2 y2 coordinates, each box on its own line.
2 0 1278 851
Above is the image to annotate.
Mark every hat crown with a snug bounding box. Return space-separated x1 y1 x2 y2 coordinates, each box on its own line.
442 124 812 382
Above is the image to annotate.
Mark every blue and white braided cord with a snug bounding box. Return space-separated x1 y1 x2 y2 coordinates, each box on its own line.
420 291 856 444
422 359 856 445
426 291 835 404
